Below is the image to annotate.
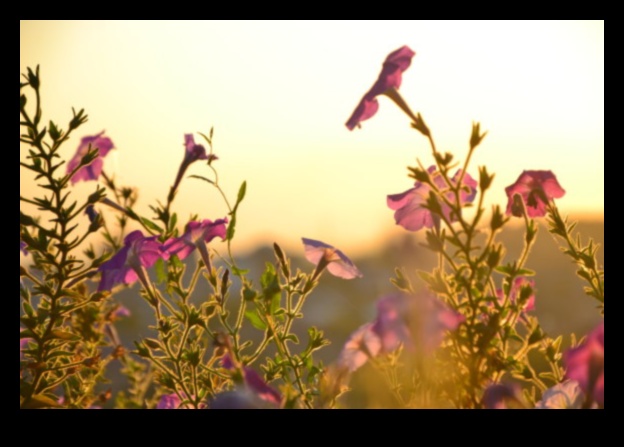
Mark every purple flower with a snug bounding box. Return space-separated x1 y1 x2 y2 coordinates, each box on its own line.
564 321 604 406
221 356 281 407
387 166 477 232
336 323 382 373
372 292 464 354
535 380 585 409
66 131 115 184
346 46 416 130
162 218 228 272
20 241 28 256
171 134 217 195
156 393 206 409
505 170 565 218
301 238 363 280
97 230 168 292
483 383 524 409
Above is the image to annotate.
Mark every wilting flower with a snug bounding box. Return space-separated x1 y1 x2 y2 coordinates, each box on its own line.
162 218 228 272
336 323 382 373
483 383 524 409
346 46 416 130
171 134 217 195
66 131 115 184
564 321 604 406
372 292 464 354
496 277 535 314
535 380 585 409
505 170 565 217
221 356 281 407
301 238 362 280
98 230 168 292
387 166 477 231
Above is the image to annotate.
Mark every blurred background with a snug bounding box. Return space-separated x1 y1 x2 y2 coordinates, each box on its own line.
20 21 604 407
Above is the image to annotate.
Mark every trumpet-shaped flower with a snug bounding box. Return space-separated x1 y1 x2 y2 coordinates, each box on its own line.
505 170 565 217
564 321 604 406
301 238 362 279
336 323 382 373
171 134 217 195
346 46 416 130
98 230 168 292
372 292 464 354
162 218 228 271
67 131 115 184
221 355 281 407
387 166 477 231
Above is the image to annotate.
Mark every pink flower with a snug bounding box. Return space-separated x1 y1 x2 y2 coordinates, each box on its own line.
564 321 604 406
171 134 218 194
496 277 536 314
505 170 565 217
221 356 281 407
372 292 464 354
336 323 382 373
346 46 415 130
67 131 115 184
301 238 362 280
387 166 477 231
162 218 228 272
97 230 169 292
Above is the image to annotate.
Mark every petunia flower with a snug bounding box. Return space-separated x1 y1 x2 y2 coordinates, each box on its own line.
387 166 477 232
97 230 169 292
504 170 565 218
346 46 416 130
162 218 228 273
482 383 524 409
221 355 281 407
336 322 382 373
301 238 363 280
535 380 586 409
66 131 115 184
371 292 464 354
171 134 218 196
563 321 604 406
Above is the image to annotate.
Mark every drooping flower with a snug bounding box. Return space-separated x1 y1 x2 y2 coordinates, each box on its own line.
171 134 218 196
346 46 416 130
535 380 585 409
372 292 464 354
66 131 115 184
301 238 363 280
336 323 382 373
387 166 477 232
162 218 228 272
504 170 565 218
97 230 168 292
563 321 604 406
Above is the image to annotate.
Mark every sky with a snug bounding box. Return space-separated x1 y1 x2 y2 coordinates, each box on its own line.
20 21 604 256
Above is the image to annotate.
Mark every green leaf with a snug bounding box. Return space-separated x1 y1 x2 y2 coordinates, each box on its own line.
141 218 163 233
22 394 63 409
244 310 267 330
154 258 167 284
50 330 80 341
234 181 247 211
188 175 215 185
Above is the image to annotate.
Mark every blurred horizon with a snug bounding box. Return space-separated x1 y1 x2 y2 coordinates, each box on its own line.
20 21 604 255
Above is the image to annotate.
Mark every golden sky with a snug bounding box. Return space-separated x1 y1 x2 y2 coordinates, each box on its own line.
20 21 604 256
